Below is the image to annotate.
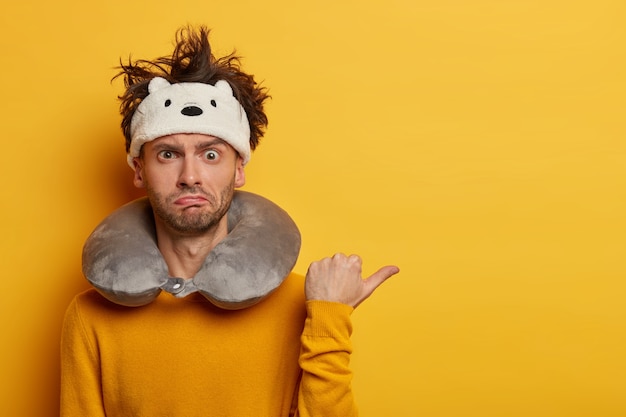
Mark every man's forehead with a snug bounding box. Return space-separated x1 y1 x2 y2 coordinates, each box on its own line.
149 134 231 148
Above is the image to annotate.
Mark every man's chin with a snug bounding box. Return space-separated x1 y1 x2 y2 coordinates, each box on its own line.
167 217 217 234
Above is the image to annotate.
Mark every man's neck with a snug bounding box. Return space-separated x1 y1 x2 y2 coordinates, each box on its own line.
154 217 229 279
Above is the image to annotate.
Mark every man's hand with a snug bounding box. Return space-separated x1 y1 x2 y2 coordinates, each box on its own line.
305 253 400 308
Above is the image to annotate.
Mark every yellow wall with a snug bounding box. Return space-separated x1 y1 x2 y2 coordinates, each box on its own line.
1 1 625 416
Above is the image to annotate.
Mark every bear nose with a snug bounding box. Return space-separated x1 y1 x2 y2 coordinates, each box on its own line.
181 106 203 116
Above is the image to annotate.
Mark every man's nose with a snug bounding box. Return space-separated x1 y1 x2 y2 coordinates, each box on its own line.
178 157 202 187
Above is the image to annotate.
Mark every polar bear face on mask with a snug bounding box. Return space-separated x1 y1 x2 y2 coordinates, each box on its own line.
128 77 251 167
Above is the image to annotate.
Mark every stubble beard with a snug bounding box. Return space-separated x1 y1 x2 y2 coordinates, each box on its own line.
146 181 235 235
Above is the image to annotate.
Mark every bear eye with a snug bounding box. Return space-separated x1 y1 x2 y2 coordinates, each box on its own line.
165 99 171 107
210 99 217 107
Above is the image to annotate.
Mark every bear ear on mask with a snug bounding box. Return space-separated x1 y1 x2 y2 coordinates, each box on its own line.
82 191 301 310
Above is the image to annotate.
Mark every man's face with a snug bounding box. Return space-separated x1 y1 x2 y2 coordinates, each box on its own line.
132 133 245 236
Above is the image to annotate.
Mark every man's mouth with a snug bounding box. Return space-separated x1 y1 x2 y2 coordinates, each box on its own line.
174 195 208 207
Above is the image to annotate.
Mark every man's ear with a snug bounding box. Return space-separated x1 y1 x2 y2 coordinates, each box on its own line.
132 157 146 189
234 157 246 188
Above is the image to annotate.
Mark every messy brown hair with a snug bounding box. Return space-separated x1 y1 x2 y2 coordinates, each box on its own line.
114 26 269 153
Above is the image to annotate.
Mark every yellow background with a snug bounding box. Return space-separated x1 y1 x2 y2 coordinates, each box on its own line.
1 1 625 416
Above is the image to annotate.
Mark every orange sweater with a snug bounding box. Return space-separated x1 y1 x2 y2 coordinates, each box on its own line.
60 273 358 417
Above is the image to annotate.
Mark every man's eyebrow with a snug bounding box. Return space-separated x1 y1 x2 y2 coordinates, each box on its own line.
196 138 228 150
151 141 183 152
150 138 228 152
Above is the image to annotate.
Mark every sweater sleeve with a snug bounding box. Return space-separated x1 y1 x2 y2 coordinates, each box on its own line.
295 300 358 417
60 297 106 417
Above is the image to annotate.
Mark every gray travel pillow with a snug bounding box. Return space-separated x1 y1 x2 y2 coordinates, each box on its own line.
82 191 301 309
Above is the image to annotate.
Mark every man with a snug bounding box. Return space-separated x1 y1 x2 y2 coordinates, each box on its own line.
61 26 399 417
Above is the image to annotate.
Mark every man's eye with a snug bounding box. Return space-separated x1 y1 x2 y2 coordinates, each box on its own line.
205 150 219 160
158 150 176 159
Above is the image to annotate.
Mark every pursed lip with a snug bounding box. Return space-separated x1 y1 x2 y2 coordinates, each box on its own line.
174 195 209 207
